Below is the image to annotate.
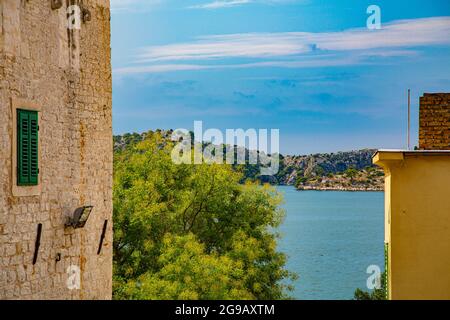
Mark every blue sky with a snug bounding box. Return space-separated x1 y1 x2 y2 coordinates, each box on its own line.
111 0 450 154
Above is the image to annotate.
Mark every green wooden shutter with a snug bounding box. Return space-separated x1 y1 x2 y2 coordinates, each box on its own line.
29 111 39 185
17 109 39 186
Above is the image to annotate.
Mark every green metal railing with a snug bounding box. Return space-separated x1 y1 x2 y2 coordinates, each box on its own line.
385 242 389 300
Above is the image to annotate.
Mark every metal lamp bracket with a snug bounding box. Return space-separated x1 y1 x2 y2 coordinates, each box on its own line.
82 7 92 23
51 0 63 10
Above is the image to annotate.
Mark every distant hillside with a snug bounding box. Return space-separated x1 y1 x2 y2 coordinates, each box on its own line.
114 131 154 151
114 131 384 191
276 150 384 191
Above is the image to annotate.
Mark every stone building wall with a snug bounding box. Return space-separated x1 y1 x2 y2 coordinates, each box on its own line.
419 93 450 150
0 0 112 299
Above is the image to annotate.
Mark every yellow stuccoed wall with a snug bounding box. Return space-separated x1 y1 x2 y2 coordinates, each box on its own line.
374 151 450 300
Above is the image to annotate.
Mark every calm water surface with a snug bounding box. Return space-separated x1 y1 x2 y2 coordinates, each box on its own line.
276 186 384 300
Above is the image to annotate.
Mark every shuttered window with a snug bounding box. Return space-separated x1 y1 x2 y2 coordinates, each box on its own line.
17 109 39 186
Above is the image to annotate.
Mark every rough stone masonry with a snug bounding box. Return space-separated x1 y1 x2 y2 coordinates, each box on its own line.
419 93 450 150
0 0 112 299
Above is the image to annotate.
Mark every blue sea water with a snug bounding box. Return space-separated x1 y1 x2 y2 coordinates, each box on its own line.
276 186 385 300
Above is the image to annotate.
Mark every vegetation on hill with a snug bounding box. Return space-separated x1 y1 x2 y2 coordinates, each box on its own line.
354 272 387 300
282 151 384 191
293 166 384 191
113 131 295 300
114 131 384 191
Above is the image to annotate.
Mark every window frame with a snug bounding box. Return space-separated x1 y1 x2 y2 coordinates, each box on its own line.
11 98 42 197
17 109 39 186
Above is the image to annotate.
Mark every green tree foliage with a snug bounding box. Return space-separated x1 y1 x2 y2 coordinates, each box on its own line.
345 168 359 181
315 166 325 176
354 272 387 300
295 176 308 188
113 132 295 300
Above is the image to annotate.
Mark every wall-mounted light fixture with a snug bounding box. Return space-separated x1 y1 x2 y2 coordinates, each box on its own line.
65 206 93 229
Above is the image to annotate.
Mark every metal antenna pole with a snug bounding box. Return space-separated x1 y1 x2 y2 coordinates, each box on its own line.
408 89 411 150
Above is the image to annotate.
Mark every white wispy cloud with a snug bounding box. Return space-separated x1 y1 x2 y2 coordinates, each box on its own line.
189 0 303 10
110 0 162 12
137 17 450 61
115 55 363 74
115 16 450 74
136 33 311 62
115 64 210 74
111 0 301 12
189 0 252 9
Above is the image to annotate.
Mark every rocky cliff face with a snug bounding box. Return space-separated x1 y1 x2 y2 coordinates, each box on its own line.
277 149 384 191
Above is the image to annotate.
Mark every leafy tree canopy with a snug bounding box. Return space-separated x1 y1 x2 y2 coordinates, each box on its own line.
113 132 295 300
354 272 387 300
